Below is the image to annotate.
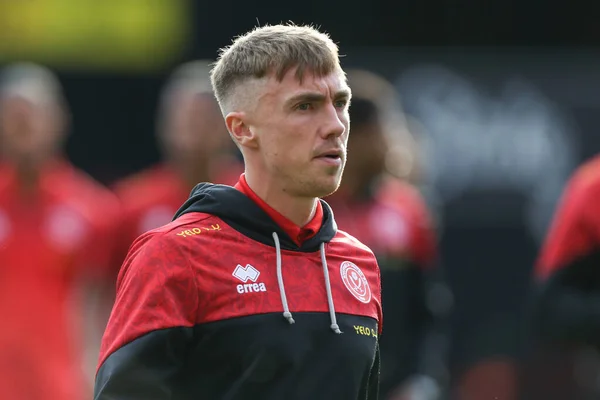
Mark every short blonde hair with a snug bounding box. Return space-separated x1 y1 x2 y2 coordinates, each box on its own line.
210 23 342 113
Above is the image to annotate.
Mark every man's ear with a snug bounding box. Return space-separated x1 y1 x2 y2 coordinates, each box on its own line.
225 111 258 149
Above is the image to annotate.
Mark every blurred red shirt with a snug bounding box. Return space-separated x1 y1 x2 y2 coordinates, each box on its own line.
327 176 437 267
0 159 119 400
536 154 600 279
112 161 243 268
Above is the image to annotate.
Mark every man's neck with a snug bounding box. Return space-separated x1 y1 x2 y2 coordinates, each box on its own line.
244 171 318 227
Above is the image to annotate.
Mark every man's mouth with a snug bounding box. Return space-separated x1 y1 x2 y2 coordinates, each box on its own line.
316 149 343 159
315 150 344 165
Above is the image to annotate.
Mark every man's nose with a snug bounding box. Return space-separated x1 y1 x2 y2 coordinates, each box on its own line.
321 104 346 139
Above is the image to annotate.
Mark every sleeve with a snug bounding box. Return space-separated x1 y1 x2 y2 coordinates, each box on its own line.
94 232 199 399
531 172 600 347
535 175 598 279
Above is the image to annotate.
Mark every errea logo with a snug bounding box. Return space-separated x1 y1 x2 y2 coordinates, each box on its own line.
233 264 267 294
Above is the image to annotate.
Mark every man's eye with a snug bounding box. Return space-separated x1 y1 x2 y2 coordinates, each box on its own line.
334 100 348 108
297 103 312 111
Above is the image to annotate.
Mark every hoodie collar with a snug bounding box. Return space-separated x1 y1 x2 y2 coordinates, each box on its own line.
173 182 337 252
234 174 323 247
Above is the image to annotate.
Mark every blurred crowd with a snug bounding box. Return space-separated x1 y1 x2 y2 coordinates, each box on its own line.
0 58 598 400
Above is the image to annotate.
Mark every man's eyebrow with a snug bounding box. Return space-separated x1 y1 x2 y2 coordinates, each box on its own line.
285 89 351 106
286 92 326 106
335 89 352 99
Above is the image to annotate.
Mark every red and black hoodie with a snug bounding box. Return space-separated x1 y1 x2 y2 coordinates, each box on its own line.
94 180 383 399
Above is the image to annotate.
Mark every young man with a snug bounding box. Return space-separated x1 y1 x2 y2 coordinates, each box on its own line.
95 24 383 399
0 63 120 400
112 60 242 267
327 69 442 400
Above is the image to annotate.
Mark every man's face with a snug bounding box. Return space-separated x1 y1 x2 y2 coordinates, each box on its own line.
247 68 351 198
163 92 232 163
0 96 64 167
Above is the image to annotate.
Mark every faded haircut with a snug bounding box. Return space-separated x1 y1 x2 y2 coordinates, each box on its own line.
210 23 342 114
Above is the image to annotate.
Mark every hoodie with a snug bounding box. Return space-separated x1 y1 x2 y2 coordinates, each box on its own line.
94 183 383 400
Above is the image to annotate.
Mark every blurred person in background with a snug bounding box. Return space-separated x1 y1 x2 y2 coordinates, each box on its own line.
523 154 600 399
327 69 444 400
111 59 242 267
0 62 119 400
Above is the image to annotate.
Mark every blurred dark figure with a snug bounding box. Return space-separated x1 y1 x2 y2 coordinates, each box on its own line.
522 154 600 400
327 69 446 400
111 60 242 265
0 63 120 400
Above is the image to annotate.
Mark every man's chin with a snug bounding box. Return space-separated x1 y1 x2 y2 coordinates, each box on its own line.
313 177 343 199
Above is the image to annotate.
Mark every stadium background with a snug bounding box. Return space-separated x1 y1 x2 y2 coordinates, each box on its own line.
1 1 599 399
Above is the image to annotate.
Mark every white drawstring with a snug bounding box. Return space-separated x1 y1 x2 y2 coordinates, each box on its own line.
272 232 341 334
320 242 342 334
273 232 295 325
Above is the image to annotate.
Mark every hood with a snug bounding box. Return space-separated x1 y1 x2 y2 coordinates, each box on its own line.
173 182 343 334
173 183 338 252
